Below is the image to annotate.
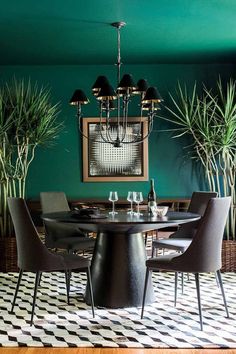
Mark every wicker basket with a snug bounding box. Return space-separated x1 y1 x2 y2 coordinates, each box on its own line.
221 240 236 272
0 237 18 272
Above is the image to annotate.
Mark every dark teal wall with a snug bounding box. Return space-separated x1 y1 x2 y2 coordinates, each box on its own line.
0 63 234 200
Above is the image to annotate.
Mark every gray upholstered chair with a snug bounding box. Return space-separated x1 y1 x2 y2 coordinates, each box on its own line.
141 197 231 330
40 192 95 253
151 191 218 257
8 197 95 326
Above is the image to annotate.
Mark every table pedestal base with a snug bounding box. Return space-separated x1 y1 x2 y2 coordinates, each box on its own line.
85 231 155 308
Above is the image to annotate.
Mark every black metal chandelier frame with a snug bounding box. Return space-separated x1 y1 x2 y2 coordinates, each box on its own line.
70 21 163 147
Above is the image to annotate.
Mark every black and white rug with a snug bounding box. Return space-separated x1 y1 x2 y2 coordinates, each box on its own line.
0 270 236 348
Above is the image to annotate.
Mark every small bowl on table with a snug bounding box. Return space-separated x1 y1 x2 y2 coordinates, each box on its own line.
154 205 169 217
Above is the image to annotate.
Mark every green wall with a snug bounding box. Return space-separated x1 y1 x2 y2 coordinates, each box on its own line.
0 63 235 200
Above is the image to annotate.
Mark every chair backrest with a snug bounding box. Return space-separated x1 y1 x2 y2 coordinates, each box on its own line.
40 192 70 213
171 191 218 239
7 197 59 271
188 191 218 215
40 191 78 248
174 197 231 272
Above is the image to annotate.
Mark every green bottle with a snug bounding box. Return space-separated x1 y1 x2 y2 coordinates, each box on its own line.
147 178 157 214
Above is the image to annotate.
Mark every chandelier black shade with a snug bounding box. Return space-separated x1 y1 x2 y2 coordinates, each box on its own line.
69 89 89 105
142 87 163 104
92 76 110 96
133 79 149 95
117 74 136 92
96 83 117 101
70 21 162 147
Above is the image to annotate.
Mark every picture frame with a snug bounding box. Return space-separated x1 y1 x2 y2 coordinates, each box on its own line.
82 117 148 182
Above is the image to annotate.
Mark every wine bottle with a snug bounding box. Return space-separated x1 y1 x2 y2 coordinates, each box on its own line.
147 178 157 214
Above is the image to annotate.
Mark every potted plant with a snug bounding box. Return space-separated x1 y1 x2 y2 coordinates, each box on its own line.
0 78 62 271
161 78 236 271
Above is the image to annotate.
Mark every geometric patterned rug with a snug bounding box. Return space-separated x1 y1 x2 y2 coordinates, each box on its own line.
0 271 236 348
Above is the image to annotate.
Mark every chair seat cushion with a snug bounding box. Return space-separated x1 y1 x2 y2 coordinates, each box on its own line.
152 238 192 252
54 237 95 251
34 250 91 272
146 253 181 271
45 221 86 238
61 253 90 270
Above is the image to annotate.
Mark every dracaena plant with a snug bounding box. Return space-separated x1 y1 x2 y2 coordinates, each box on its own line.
0 78 62 238
162 78 236 240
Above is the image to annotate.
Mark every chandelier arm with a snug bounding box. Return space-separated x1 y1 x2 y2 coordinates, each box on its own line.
99 103 119 145
120 95 129 142
105 103 118 144
76 119 108 143
121 98 143 143
116 97 121 142
76 105 108 144
122 113 155 144
128 91 150 142
105 120 116 144
116 24 122 141
129 99 144 142
99 107 115 144
98 104 109 143
134 111 143 139
122 125 153 144
121 130 151 144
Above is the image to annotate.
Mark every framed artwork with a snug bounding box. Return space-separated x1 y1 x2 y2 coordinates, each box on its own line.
82 117 148 182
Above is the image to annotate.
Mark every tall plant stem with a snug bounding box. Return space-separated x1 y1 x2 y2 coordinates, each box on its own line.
0 78 61 239
164 79 236 239
0 186 3 237
2 180 9 238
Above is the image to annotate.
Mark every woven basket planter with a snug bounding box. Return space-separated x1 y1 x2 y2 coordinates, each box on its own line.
221 240 236 272
0 237 18 272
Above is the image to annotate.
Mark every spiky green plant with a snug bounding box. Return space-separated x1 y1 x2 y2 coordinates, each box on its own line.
163 78 236 240
0 79 62 238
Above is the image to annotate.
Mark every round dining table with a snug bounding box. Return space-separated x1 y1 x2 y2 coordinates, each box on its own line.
42 210 200 308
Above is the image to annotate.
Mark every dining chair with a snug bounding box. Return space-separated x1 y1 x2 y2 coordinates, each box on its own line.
40 191 95 253
141 197 231 330
8 197 95 325
151 191 218 257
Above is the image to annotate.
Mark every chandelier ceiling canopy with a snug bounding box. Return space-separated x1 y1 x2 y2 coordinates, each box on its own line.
70 21 163 148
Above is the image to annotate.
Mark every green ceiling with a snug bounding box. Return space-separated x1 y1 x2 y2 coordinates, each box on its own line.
1 0 236 65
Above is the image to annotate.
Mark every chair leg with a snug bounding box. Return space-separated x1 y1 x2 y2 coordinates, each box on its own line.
151 245 155 257
144 232 148 246
11 269 23 313
174 272 178 307
216 270 229 318
30 271 41 326
87 267 95 318
38 272 42 287
195 273 203 331
181 272 184 294
141 268 150 319
155 230 159 239
215 271 220 287
65 270 71 305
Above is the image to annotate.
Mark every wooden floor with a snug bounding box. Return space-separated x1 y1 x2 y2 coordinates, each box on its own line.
0 349 236 354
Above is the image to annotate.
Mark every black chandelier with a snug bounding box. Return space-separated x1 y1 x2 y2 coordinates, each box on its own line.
70 21 162 148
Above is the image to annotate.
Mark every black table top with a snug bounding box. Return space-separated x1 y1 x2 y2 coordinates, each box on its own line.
42 210 200 225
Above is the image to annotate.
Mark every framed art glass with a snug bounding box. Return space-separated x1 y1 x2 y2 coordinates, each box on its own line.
82 117 148 182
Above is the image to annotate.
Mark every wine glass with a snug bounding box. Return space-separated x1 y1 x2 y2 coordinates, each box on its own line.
108 191 118 215
134 192 143 216
127 191 135 214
